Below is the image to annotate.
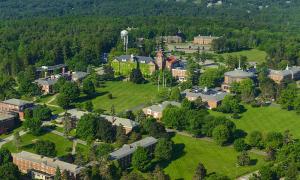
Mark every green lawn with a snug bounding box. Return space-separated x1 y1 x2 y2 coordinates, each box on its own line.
220 49 267 63
210 105 300 138
164 134 265 179
3 132 73 157
90 81 162 113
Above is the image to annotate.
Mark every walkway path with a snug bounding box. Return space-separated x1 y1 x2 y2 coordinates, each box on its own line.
236 171 258 180
0 130 27 148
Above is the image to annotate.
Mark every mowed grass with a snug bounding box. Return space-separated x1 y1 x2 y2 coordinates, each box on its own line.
220 49 267 63
164 134 265 179
3 132 73 157
91 81 161 113
210 105 300 138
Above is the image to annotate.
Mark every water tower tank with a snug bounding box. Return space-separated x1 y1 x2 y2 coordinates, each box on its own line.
121 30 128 37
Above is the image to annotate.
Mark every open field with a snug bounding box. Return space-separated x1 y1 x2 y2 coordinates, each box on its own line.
210 105 300 138
220 49 267 63
164 134 265 179
90 81 162 113
3 132 74 157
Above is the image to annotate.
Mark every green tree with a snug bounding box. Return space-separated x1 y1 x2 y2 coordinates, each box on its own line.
84 100 94 112
234 138 248 152
154 138 173 161
13 131 22 151
34 140 57 157
24 116 42 135
217 95 243 114
0 148 12 165
169 87 182 101
248 131 263 149
82 78 95 97
239 78 255 103
278 84 298 110
212 125 230 146
199 68 224 88
63 112 72 136
237 151 251 166
193 162 207 180
0 162 20 180
132 147 151 172
54 167 62 180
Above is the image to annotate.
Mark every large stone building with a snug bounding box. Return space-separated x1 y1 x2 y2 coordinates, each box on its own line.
0 113 18 135
109 137 157 168
143 101 181 119
12 151 83 180
268 66 300 84
182 87 228 109
35 77 59 94
193 35 218 45
221 69 255 92
0 99 34 120
157 35 183 44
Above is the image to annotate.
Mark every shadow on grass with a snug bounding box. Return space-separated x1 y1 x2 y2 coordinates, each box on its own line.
250 159 258 166
234 129 248 139
76 91 109 103
22 143 35 151
156 143 186 169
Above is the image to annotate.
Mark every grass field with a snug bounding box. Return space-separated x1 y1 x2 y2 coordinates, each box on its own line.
164 134 265 179
3 132 73 157
90 81 162 113
220 49 267 63
210 105 300 138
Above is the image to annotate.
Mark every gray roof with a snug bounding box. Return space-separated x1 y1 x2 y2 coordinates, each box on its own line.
183 88 228 102
59 109 88 120
116 55 154 64
2 99 33 106
144 101 181 113
110 137 158 160
101 115 139 129
0 113 16 121
224 69 255 78
194 35 218 39
35 78 58 86
36 64 66 72
12 151 83 174
269 66 300 77
72 71 88 81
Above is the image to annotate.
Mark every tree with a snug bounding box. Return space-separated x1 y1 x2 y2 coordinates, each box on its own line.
0 162 20 180
33 105 52 121
169 87 181 101
63 112 72 136
278 84 298 110
76 114 98 140
212 125 230 146
237 151 251 166
132 147 151 172
257 165 277 180
239 78 255 103
62 170 70 180
193 162 207 180
217 95 243 114
265 132 283 149
84 101 94 112
58 81 80 109
24 115 42 135
116 126 128 146
152 165 170 180
0 148 12 165
154 138 173 161
82 78 95 97
34 140 57 157
54 167 62 180
103 65 115 80
13 131 22 151
234 138 248 152
199 68 224 88
286 162 298 180
130 68 145 84
95 118 116 143
181 98 193 110
248 131 263 149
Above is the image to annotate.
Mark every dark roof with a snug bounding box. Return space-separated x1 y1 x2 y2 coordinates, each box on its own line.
35 78 58 86
2 99 33 106
116 55 154 64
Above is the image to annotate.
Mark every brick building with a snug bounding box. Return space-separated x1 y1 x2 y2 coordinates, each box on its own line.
0 113 18 135
143 101 181 119
101 115 139 134
268 66 300 84
0 99 34 120
109 137 157 168
157 36 183 44
221 69 255 92
12 151 83 180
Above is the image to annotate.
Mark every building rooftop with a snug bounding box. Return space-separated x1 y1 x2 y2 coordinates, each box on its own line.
116 55 154 64
145 101 181 113
2 99 33 106
109 137 158 160
224 69 255 78
183 88 228 102
101 115 139 129
59 109 88 120
269 66 300 77
72 71 88 81
35 78 58 86
12 151 83 174
194 35 219 39
0 113 16 121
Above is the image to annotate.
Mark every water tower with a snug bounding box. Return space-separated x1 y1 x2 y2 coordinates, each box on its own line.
121 30 129 54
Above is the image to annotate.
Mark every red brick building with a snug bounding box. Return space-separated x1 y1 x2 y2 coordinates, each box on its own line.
12 151 83 180
0 99 34 120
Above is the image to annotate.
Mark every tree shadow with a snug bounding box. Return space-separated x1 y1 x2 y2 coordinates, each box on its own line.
76 91 109 103
22 143 35 150
249 159 258 166
157 143 186 169
234 129 248 139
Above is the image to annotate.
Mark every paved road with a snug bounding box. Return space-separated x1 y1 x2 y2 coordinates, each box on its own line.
0 130 27 148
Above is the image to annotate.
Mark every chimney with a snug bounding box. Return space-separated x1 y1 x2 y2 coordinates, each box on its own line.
62 67 65 75
44 71 48 78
